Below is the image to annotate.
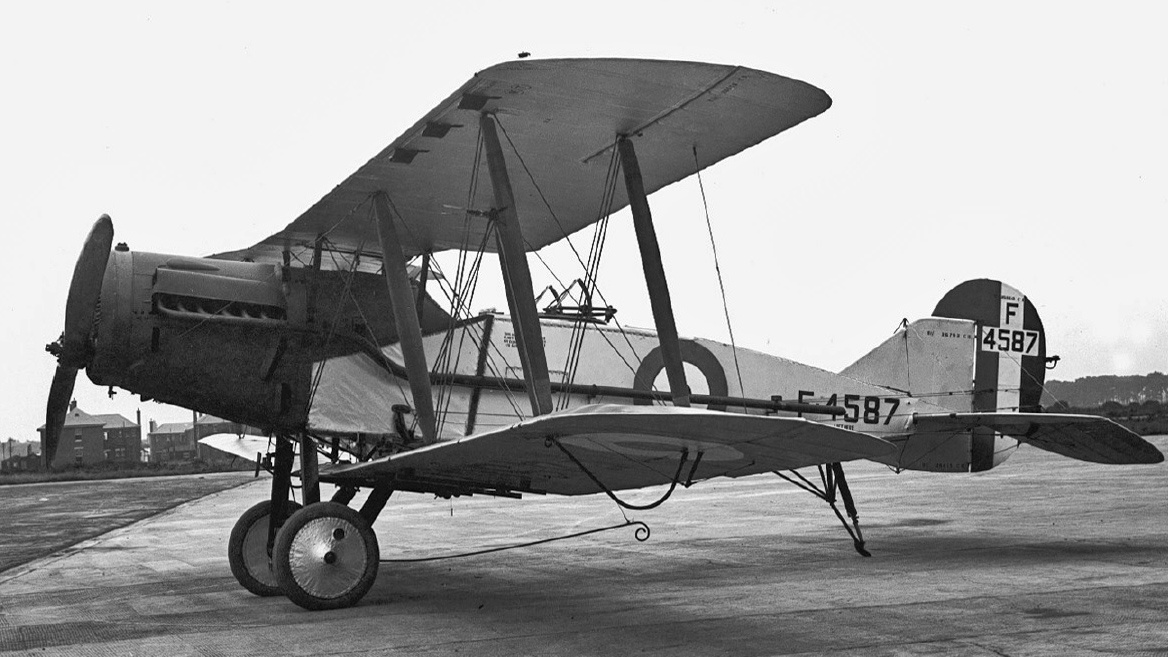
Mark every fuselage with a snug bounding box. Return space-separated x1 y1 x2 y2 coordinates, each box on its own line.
86 246 1002 473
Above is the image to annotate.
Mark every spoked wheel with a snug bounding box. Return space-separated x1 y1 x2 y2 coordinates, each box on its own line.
273 502 380 610
228 500 302 596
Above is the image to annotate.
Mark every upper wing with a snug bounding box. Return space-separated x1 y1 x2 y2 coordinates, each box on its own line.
213 58 830 268
913 412 1164 465
318 404 891 496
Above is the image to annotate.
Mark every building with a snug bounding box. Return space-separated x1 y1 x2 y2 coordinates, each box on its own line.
147 414 260 464
35 402 143 468
193 415 253 463
37 402 106 468
93 413 143 463
1 439 41 473
147 421 196 464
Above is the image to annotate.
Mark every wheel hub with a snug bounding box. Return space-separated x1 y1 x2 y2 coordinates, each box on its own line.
287 516 367 598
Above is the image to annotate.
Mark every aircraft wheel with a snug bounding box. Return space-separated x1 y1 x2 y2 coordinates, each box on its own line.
273 502 380 610
228 500 302 596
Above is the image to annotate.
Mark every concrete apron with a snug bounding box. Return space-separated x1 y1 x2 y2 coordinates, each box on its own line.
1 437 1166 656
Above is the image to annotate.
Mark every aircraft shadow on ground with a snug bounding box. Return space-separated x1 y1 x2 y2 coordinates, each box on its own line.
6 530 1162 656
338 532 1166 653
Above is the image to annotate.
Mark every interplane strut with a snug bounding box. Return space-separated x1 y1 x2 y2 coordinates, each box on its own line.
480 112 554 416
373 192 439 443
618 137 690 407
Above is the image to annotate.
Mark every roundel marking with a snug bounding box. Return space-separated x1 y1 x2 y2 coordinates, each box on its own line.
631 340 729 411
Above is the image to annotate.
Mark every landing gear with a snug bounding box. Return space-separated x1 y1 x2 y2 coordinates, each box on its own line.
227 499 302 596
229 433 388 610
272 502 380 611
777 461 870 557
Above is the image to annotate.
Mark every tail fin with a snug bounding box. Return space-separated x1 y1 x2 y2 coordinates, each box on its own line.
842 279 1161 472
842 280 1049 472
842 279 1047 414
933 279 1047 414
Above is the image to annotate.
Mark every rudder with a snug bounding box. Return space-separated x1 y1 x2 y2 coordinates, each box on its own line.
932 279 1047 414
842 279 1049 472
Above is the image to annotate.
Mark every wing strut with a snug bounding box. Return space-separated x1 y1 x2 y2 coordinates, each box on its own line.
480 112 553 416
618 136 690 407
373 192 439 443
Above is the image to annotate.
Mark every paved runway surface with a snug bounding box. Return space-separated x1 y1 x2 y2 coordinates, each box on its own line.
0 472 253 574
1 437 1165 656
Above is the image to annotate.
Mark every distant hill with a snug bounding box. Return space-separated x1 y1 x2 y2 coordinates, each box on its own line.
1041 372 1168 408
1038 373 1168 435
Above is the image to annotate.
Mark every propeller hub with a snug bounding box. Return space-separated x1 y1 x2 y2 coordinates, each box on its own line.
46 334 93 369
45 337 63 358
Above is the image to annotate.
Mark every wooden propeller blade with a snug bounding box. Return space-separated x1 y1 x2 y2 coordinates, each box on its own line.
59 215 113 366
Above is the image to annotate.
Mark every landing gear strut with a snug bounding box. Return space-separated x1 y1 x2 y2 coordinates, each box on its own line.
227 435 300 596
226 433 392 610
777 461 870 557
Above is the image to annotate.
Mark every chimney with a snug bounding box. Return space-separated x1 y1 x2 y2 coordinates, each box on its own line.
69 399 77 411
136 409 141 428
149 420 157 433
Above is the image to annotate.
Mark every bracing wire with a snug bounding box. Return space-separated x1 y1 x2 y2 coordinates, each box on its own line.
493 118 652 387
528 248 647 392
692 145 746 409
338 224 413 412
897 318 913 394
429 123 495 435
380 519 649 563
429 252 528 421
307 231 394 408
431 227 497 432
557 145 622 409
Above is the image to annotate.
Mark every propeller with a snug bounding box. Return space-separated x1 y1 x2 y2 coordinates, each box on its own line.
43 215 114 468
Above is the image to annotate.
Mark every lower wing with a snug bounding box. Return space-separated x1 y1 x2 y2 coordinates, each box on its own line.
912 412 1164 465
198 433 273 461
319 404 893 496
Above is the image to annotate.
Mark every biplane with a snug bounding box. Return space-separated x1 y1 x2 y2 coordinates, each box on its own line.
44 58 1162 611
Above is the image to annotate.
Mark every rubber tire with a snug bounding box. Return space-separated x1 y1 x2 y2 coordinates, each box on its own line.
228 500 303 596
272 502 380 611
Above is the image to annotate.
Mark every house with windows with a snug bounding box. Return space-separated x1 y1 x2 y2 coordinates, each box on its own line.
146 421 196 464
193 414 255 463
37 402 106 468
146 413 258 464
36 402 143 468
94 413 142 463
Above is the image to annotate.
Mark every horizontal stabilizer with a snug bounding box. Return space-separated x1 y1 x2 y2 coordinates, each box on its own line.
319 404 892 496
912 412 1164 465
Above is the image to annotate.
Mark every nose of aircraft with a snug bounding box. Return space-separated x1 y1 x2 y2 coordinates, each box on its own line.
43 215 114 468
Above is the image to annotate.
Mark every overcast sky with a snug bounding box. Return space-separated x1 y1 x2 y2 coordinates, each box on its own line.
2 2 1165 440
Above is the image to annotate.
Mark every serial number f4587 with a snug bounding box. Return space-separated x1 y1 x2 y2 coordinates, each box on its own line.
797 391 901 425
979 326 1040 356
